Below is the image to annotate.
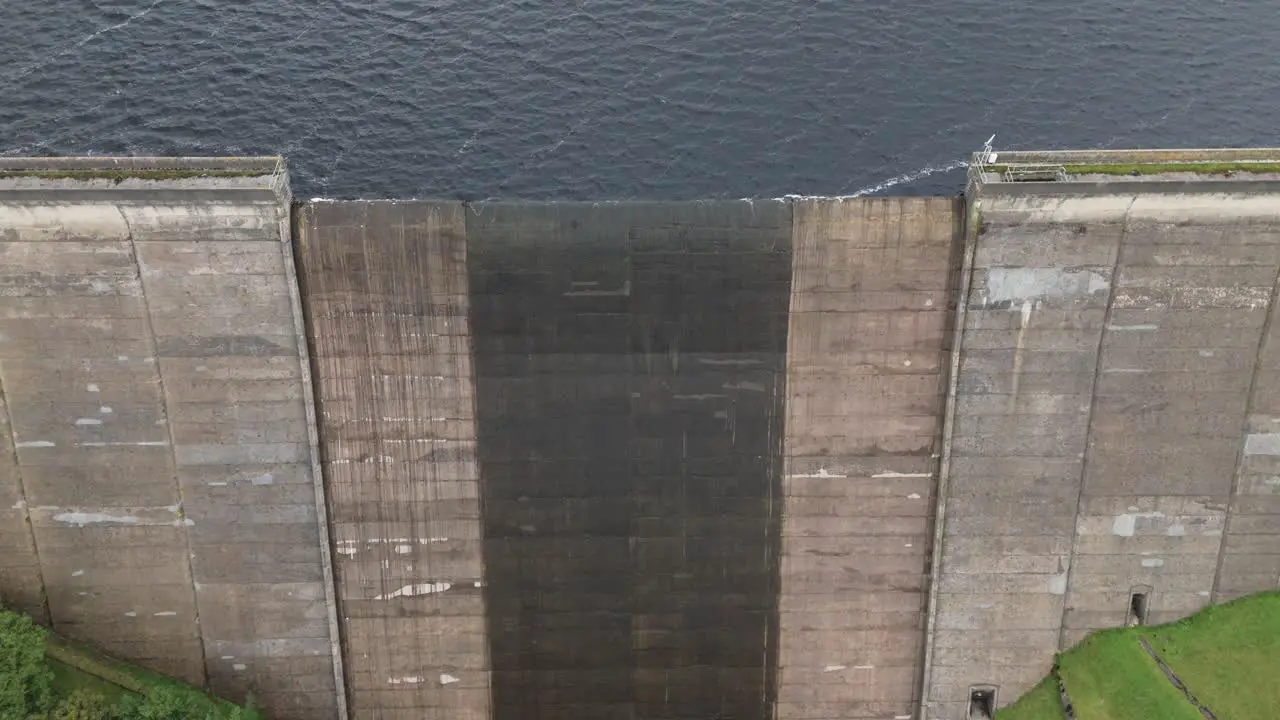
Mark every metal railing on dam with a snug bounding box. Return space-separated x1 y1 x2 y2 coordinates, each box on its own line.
1 150 1279 720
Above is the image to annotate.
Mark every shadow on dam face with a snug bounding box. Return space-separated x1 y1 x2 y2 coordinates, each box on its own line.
466 201 792 720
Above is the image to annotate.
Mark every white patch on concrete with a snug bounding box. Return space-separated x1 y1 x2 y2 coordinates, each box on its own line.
154 611 177 617
78 441 168 447
903 359 912 367
124 612 136 617
721 381 766 392
474 581 483 588
336 546 357 556
713 410 729 420
985 267 1110 304
822 665 846 672
233 664 246 671
788 467 848 479
907 493 922 500
208 481 228 487
74 418 103 426
905 543 913 548
1112 511 1165 537
564 281 631 297
853 665 874 670
71 570 84 577
872 471 931 478
221 656 234 660
250 473 274 485
1141 558 1165 568
380 560 390 569
1245 433 1280 456
375 582 451 600
99 406 113 414
54 511 139 526
1166 524 1187 537
1198 349 1215 357
16 440 55 448
116 355 128 362
394 545 413 554
1047 569 1069 595
1198 591 1211 597
1107 324 1159 331
86 384 100 393
11 500 25 510
388 676 425 685
440 674 460 685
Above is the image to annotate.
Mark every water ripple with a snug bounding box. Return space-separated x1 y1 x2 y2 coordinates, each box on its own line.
1 0 1277 198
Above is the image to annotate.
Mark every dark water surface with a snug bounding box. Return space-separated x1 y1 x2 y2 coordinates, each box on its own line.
2 0 1277 199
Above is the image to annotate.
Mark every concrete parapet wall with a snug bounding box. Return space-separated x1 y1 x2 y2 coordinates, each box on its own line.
0 162 342 720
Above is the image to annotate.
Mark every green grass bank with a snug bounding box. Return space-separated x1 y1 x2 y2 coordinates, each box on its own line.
997 590 1280 720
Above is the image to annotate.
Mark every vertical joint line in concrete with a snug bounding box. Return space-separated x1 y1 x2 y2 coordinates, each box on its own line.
283 203 351 720
1055 196 1134 651
125 206 211 688
0 372 51 623
919 190 981 720
1210 252 1280 602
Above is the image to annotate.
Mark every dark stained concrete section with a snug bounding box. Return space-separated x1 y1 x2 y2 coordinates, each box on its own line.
466 202 792 720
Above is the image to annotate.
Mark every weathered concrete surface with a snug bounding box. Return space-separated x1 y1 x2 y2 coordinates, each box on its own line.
779 198 958 720
296 201 488 720
924 181 1280 720
467 201 790 720
0 159 342 720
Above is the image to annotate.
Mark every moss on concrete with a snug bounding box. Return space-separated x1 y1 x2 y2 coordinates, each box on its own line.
0 169 270 182
984 162 1280 177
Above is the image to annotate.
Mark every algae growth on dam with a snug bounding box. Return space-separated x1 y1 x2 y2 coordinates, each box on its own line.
1 150 1279 720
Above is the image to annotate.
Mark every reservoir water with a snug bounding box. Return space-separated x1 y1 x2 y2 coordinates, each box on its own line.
2 0 1277 198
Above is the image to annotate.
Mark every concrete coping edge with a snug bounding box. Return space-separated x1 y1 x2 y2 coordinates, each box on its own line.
0 156 284 174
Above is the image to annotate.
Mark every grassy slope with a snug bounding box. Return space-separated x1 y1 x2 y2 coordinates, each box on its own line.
998 591 1280 720
45 633 255 718
47 657 137 707
1056 629 1200 720
1140 591 1280 720
995 676 1064 720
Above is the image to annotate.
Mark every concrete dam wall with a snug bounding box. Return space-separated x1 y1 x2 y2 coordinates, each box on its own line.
0 151 1278 720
